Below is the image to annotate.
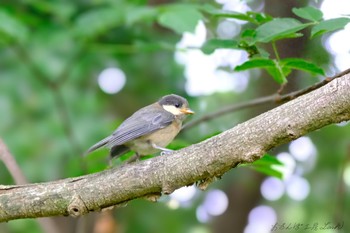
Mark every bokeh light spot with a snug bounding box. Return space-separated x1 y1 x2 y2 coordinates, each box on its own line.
196 205 211 223
170 185 197 203
245 205 277 233
343 164 350 187
274 152 296 180
217 20 241 39
261 177 285 201
321 0 350 20
175 20 249 96
202 189 229 216
98 67 126 94
167 199 180 210
286 175 310 201
289 137 316 162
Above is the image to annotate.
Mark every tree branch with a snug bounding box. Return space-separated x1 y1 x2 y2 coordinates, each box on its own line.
1 73 350 222
0 139 28 185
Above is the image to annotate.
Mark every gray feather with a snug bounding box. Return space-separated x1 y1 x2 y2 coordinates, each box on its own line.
85 135 112 155
85 103 175 156
106 105 174 148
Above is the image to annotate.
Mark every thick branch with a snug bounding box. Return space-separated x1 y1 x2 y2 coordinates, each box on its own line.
1 74 350 222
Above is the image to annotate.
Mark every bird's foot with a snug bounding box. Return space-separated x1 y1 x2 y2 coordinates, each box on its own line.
151 143 174 156
160 149 174 156
126 153 141 164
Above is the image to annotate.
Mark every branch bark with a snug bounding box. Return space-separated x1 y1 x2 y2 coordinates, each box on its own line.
1 73 350 222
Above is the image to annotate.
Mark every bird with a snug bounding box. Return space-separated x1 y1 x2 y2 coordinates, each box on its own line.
85 94 194 160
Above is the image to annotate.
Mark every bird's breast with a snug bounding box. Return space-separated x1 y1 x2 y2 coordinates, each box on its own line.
125 119 182 155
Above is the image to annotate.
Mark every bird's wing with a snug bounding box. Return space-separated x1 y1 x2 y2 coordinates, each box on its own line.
85 135 112 155
106 107 175 147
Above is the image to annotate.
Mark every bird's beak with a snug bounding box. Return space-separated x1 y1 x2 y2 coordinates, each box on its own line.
180 107 195 115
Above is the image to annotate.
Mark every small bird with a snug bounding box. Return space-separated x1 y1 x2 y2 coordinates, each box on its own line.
86 94 194 160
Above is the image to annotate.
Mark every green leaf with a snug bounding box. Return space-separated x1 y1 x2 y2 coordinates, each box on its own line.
201 4 254 22
266 66 289 84
255 18 310 43
208 10 254 22
250 166 283 179
202 5 272 24
292 6 323 21
0 10 28 42
241 29 256 39
241 154 283 179
235 58 290 83
281 58 325 75
252 154 283 166
157 5 202 34
125 6 158 25
311 17 350 38
201 39 239 54
28 1 76 22
74 7 124 38
247 11 273 24
234 58 276 71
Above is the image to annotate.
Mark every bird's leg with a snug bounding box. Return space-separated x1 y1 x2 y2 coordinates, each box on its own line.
135 152 141 161
151 143 174 155
126 153 141 164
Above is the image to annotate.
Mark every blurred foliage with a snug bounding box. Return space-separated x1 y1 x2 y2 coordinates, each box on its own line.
0 0 349 233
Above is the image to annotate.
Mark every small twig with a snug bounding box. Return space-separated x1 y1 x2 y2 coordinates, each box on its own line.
272 41 281 61
277 83 286 95
0 139 27 185
183 68 350 131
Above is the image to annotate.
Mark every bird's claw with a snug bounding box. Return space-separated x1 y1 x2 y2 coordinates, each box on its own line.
160 150 173 156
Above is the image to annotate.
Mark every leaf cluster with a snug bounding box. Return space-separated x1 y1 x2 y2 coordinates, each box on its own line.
201 6 349 84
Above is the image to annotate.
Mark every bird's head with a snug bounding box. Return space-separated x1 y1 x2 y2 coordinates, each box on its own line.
158 94 194 119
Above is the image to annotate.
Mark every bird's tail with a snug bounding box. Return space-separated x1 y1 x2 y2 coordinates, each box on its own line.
84 136 112 156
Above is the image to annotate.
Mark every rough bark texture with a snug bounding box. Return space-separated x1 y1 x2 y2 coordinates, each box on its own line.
1 74 350 222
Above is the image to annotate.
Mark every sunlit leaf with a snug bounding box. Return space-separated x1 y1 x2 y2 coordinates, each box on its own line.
281 58 325 75
201 39 239 54
205 10 254 22
252 154 283 166
74 7 124 38
311 17 350 38
157 5 202 34
255 18 310 43
250 166 283 179
202 5 272 24
234 58 275 70
292 6 323 21
241 154 283 179
247 11 273 24
235 58 288 83
125 6 158 25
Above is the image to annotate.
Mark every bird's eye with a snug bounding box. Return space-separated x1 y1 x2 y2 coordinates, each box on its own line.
175 103 181 108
